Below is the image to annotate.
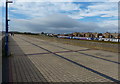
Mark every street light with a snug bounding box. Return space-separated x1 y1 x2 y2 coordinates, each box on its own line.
6 0 13 3
5 0 13 56
7 19 10 21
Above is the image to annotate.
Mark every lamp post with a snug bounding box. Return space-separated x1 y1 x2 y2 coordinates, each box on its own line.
5 0 13 56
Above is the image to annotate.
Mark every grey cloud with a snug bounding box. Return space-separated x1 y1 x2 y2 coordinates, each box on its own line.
10 14 117 33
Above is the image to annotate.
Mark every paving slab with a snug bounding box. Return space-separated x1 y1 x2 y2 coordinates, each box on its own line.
0 36 2 84
3 34 119 83
28 54 112 82
23 35 119 82
2 36 47 83
78 50 118 62
56 52 118 80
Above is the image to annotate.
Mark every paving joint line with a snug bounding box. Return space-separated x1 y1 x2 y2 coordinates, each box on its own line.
35 38 119 64
25 36 119 64
25 49 91 56
20 37 120 83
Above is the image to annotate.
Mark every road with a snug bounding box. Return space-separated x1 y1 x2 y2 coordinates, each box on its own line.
8 34 119 82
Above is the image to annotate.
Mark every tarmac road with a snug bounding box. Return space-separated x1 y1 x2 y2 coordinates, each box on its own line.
8 34 119 82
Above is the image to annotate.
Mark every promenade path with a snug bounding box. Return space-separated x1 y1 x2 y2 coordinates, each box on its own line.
0 36 2 84
2 34 119 83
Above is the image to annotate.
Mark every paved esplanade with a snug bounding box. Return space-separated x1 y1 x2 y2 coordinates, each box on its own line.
6 35 119 82
0 36 2 84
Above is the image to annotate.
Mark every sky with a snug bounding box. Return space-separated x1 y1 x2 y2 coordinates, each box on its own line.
0 0 119 34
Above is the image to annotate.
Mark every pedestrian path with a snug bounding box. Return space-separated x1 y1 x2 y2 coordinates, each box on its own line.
2 36 47 83
0 35 2 84
2 35 119 83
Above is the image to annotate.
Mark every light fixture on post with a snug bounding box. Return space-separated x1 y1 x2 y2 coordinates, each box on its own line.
7 19 10 21
5 0 13 56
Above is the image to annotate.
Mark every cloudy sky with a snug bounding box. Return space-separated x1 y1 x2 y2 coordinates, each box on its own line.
0 0 119 34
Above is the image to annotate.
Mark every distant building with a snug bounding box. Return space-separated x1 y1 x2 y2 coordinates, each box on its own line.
92 33 99 38
58 32 120 39
111 33 120 38
73 32 78 36
103 32 113 38
98 33 103 38
118 34 120 39
83 32 94 38
72 32 83 37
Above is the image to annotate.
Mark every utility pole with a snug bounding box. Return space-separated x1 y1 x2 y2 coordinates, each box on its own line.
5 0 13 56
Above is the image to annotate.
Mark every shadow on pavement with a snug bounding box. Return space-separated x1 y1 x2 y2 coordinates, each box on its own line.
2 36 47 83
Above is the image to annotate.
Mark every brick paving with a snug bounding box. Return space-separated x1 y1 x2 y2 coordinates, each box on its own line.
29 54 112 82
3 36 47 83
0 37 2 84
23 35 118 80
2 35 119 83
